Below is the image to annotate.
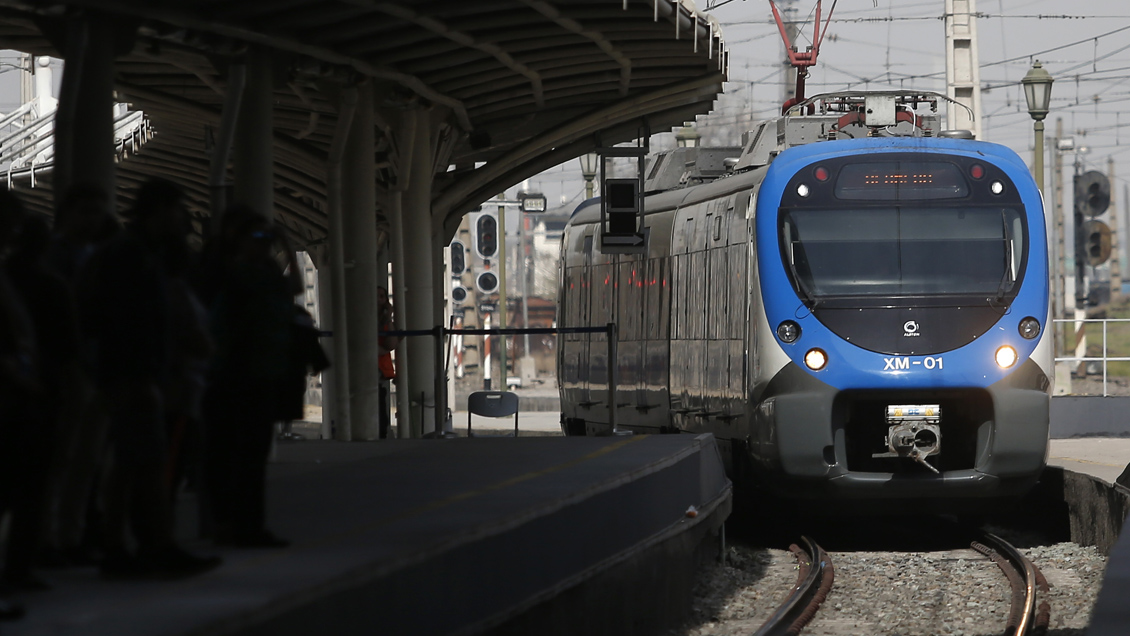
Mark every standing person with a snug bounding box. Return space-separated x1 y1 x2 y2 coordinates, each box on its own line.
0 190 48 592
376 286 398 439
40 184 119 567
3 213 81 590
204 207 298 548
83 178 220 578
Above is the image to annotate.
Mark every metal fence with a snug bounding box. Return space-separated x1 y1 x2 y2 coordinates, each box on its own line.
379 323 621 436
1053 317 1130 396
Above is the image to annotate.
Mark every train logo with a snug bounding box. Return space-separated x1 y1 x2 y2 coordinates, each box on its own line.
903 321 920 337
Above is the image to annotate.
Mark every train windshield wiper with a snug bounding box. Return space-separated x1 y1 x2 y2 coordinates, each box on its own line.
787 259 820 308
993 212 1015 303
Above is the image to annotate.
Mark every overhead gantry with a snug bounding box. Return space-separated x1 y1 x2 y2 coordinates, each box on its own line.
0 0 728 438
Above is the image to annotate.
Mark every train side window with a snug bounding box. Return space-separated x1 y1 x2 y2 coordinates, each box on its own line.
714 215 723 242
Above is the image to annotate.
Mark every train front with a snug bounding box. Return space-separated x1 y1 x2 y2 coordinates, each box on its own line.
751 137 1052 511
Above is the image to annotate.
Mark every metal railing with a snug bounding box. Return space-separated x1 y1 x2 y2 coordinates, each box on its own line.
1053 317 1130 396
369 323 620 437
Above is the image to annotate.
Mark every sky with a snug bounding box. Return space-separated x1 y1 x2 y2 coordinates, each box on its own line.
523 0 1130 212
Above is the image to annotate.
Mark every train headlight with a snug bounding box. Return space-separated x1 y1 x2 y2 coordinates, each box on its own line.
995 345 1018 369
797 184 810 198
991 181 1005 195
1018 317 1041 340
804 348 828 371
776 320 801 344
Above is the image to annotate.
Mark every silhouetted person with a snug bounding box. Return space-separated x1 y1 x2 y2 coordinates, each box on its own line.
40 185 119 566
3 212 82 590
83 178 220 578
0 190 48 594
377 286 398 439
203 207 299 548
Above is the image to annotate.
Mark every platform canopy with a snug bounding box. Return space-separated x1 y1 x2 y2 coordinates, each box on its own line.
0 0 727 248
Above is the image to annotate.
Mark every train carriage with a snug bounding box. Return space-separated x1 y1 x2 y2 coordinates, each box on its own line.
558 91 1053 512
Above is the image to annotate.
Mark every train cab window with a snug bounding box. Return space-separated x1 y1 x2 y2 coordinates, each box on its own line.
781 206 1026 303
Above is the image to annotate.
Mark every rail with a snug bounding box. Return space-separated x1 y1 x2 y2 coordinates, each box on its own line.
752 536 834 636
1053 317 1130 396
971 532 1049 636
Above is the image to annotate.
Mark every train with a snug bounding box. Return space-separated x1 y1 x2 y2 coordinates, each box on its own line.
556 91 1052 512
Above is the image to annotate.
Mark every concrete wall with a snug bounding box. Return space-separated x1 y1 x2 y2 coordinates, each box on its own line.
1051 396 1130 438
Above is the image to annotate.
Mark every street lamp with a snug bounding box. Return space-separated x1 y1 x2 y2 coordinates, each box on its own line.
579 152 599 199
1022 60 1054 192
675 121 700 148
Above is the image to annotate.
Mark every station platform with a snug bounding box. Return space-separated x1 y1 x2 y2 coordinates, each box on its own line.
11 434 730 636
1050 438 1130 636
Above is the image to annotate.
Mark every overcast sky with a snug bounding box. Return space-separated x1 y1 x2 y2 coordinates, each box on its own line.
527 0 1130 211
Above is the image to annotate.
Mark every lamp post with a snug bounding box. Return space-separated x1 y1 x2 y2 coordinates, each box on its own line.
675 121 700 148
1022 60 1053 192
579 152 599 199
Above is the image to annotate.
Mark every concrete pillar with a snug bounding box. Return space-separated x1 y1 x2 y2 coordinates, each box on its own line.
402 110 438 436
326 89 358 441
317 261 336 440
54 12 116 211
342 83 382 440
233 45 274 219
387 189 412 438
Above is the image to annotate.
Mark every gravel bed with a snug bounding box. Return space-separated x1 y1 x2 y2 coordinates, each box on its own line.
675 542 1105 636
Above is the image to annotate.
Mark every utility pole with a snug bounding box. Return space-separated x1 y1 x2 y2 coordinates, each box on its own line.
1109 157 1121 300
1073 154 1087 378
1054 118 1067 357
497 195 508 386
944 0 983 139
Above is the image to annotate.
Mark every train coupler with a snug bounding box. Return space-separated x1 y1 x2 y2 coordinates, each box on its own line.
872 404 942 474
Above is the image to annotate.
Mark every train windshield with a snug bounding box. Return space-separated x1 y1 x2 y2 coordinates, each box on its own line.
781 206 1026 302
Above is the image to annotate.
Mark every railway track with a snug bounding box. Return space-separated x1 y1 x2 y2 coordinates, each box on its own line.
752 537 834 636
971 532 1051 636
746 530 1051 636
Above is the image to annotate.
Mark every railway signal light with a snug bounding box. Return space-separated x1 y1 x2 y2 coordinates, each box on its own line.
1083 219 1112 266
474 213 498 259
451 284 468 304
1075 171 1111 217
605 178 640 235
450 240 466 276
476 271 499 295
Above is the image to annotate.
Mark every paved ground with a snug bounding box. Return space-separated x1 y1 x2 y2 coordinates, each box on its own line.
1048 438 1130 483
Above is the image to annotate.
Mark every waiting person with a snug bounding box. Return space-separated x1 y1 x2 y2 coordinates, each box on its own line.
203 208 299 548
377 286 398 439
0 190 48 591
83 178 220 578
40 184 119 567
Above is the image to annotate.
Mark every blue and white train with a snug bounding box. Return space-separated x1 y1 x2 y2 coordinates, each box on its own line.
557 92 1052 511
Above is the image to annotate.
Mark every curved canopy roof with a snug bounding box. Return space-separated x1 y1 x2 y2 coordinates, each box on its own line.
0 0 727 248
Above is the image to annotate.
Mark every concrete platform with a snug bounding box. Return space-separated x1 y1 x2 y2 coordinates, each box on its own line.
12 434 730 636
1048 438 1130 484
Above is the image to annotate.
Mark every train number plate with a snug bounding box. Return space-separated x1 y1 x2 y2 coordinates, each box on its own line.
882 356 943 371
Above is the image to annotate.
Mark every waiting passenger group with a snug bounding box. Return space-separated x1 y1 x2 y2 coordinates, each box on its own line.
0 179 328 618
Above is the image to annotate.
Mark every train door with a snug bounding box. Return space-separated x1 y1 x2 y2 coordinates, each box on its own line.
560 230 593 428
615 254 647 430
670 205 701 431
579 240 617 429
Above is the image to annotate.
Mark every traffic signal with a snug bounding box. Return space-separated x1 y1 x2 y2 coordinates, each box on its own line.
450 240 466 276
1075 171 1111 217
451 284 468 304
604 178 640 235
474 213 498 259
476 271 499 294
1083 219 1112 266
